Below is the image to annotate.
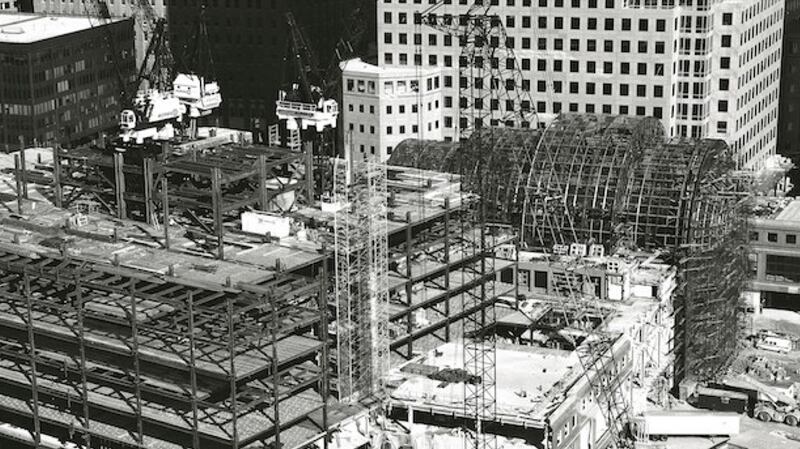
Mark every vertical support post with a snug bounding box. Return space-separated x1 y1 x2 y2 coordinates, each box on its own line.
52 146 63 208
143 159 154 225
129 282 144 445
227 297 239 449
305 140 315 201
319 263 330 449
187 292 201 449
162 174 170 250
18 141 28 198
14 155 23 213
444 198 451 342
113 152 126 219
270 293 281 449
211 167 224 260
404 211 413 359
74 275 92 447
22 271 41 446
257 154 269 211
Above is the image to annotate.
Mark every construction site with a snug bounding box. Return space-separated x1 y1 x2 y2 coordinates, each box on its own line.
2 1 800 449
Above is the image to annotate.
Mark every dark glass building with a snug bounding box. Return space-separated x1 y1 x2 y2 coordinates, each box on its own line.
167 0 375 135
0 13 136 151
779 0 800 168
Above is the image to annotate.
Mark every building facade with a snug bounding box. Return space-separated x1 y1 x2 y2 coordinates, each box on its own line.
377 0 784 169
341 58 444 161
748 198 800 311
0 13 135 150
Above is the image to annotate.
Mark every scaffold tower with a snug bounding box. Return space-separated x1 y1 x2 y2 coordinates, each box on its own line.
333 159 389 401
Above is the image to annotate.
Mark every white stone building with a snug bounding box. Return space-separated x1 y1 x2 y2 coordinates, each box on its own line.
376 0 784 169
341 58 445 161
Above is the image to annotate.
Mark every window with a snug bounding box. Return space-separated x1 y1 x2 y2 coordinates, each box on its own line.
602 104 612 113
718 100 728 112
766 255 800 282
604 18 614 30
555 17 564 29
586 82 596 94
538 59 547 71
722 35 731 47
554 60 563 71
620 62 630 74
587 61 596 73
603 83 612 95
569 60 579 72
522 37 531 49
622 18 631 30
654 85 663 97
720 57 730 69
399 12 407 23
588 17 597 29
571 17 580 29
605 0 613 7
429 34 437 45
787 234 797 244
384 33 392 44
386 126 393 135
586 103 595 113
619 105 629 114
570 82 579 93
654 107 663 118
722 12 732 25
636 84 646 97
717 121 727 133
506 15 515 27
768 233 778 242
534 271 548 288
637 63 647 75
603 62 612 73
719 78 729 90
587 39 597 51
604 40 613 52
384 53 393 64
638 41 648 53
638 18 648 31
656 19 665 31
749 232 759 241
523 16 531 27
554 38 564 50
384 12 392 23
537 80 547 92
636 106 645 116
655 41 665 54
571 39 580 51
538 16 547 28
621 40 630 52
538 38 547 50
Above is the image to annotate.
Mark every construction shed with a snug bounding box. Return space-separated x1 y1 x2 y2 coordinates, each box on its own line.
390 113 752 384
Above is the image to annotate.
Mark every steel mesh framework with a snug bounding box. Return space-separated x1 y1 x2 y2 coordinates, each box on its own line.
333 159 389 402
388 113 752 384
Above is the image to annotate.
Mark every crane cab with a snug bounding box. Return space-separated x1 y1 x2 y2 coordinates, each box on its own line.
276 87 339 132
119 109 137 131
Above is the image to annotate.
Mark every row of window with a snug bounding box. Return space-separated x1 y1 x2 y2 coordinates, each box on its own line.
751 231 799 245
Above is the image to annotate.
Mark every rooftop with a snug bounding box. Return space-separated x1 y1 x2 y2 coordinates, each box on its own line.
387 341 581 427
0 13 125 44
752 198 800 223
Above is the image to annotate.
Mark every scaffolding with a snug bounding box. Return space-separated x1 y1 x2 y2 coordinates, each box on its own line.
332 159 389 402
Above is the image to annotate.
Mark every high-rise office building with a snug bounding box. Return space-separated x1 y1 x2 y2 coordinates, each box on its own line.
0 13 136 150
778 0 800 168
373 0 783 168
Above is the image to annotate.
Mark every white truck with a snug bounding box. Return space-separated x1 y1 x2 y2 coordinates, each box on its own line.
630 410 741 441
